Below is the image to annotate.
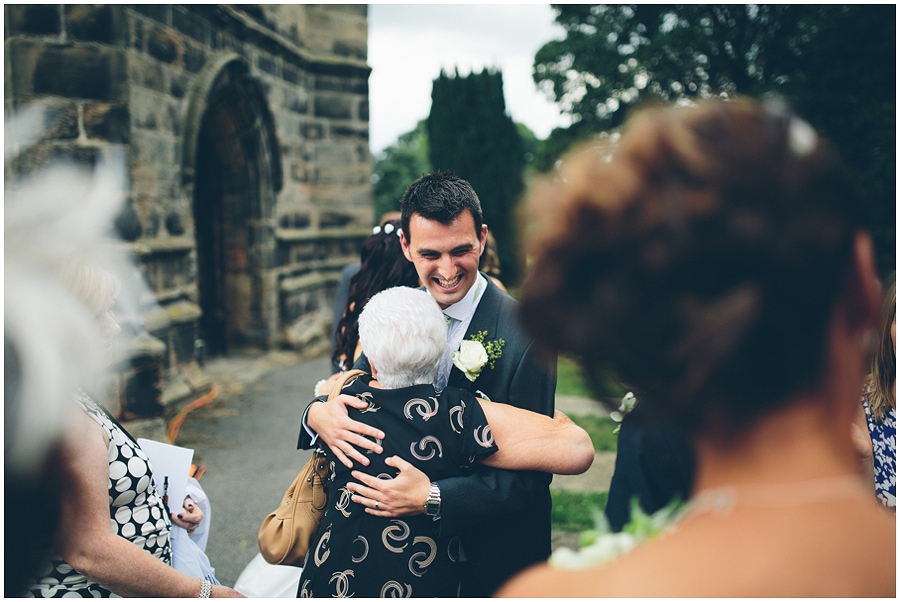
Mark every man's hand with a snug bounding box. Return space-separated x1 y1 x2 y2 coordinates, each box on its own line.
348 455 430 517
308 394 384 468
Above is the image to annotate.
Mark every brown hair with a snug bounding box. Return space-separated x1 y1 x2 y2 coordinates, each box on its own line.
867 279 896 421
521 98 863 435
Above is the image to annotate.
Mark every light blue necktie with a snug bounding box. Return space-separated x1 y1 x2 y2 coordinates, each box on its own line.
438 313 456 388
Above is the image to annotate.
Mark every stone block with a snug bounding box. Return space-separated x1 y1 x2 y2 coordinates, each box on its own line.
169 71 190 99
131 5 170 26
40 100 79 141
183 42 207 73
257 53 278 76
66 5 115 43
167 102 183 136
330 124 367 140
282 64 304 86
114 201 143 242
83 102 130 142
165 211 186 236
129 17 144 51
172 6 210 45
6 5 60 36
127 54 165 94
147 30 180 64
300 122 323 140
358 99 369 121
333 39 366 61
32 44 125 101
314 93 352 119
289 162 310 183
314 75 367 95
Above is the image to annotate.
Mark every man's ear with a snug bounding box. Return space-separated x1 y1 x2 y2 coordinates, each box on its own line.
400 229 413 262
844 231 880 332
479 224 488 257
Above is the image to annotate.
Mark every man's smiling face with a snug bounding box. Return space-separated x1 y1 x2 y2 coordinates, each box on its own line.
400 211 487 309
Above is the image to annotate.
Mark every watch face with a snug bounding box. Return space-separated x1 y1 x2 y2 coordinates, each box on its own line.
425 499 440 516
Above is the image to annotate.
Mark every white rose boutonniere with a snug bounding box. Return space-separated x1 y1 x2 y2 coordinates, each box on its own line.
452 330 505 382
610 391 637 435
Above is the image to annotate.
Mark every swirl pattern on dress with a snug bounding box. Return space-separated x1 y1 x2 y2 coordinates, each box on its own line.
404 397 439 421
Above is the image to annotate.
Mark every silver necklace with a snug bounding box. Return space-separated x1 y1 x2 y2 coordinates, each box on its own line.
689 474 870 515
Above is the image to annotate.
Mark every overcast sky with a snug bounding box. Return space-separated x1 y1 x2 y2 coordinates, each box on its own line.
367 4 570 155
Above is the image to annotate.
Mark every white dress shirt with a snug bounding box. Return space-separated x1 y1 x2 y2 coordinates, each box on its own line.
437 273 488 390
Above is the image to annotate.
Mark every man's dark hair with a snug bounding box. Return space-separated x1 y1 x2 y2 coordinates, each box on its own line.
400 171 483 243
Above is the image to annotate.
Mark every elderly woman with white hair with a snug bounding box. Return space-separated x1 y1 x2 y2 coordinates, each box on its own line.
298 286 593 598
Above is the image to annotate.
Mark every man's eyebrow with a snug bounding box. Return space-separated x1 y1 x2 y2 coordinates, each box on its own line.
416 243 475 255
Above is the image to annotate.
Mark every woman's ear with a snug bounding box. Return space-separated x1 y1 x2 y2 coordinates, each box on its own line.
368 358 378 380
845 231 880 332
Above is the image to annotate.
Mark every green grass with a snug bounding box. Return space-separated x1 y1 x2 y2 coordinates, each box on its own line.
556 355 628 400
567 413 620 452
555 355 594 398
551 490 609 531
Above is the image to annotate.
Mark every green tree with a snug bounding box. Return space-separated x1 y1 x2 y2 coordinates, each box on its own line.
535 4 895 275
371 120 431 222
427 68 527 284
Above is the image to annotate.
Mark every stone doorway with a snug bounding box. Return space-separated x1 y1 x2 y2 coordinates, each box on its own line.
185 55 282 356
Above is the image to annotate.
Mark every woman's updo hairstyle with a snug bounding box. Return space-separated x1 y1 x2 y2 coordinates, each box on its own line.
521 98 863 436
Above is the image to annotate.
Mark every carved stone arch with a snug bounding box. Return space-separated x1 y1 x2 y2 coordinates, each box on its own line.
182 53 282 354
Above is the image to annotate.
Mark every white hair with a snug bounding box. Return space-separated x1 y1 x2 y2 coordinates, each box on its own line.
358 287 447 389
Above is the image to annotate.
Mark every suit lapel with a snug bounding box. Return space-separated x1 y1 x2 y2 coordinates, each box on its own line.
448 279 503 390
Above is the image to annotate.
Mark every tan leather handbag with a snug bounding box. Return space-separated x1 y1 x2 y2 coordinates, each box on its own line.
257 369 366 566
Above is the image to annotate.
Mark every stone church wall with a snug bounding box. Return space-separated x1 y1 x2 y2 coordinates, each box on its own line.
5 5 372 416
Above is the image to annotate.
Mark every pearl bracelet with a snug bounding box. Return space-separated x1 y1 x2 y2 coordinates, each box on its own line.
199 579 211 598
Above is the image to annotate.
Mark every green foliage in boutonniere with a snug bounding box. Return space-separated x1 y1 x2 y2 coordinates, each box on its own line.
469 330 505 370
452 330 506 382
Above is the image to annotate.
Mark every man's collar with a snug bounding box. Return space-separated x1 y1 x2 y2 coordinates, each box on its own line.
442 273 487 321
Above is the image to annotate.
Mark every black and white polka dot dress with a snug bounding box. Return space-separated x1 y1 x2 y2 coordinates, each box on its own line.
26 391 172 598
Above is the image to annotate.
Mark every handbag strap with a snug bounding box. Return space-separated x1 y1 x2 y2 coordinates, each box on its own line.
326 369 367 401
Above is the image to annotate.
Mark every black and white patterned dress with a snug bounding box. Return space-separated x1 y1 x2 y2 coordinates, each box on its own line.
862 394 896 509
26 391 172 598
298 376 498 598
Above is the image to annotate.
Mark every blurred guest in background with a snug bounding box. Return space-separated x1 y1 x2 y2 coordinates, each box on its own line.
318 218 419 395
500 98 895 596
330 211 403 373
479 230 508 292
856 280 896 509
604 400 695 532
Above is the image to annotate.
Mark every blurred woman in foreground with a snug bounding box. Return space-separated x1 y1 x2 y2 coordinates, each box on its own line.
25 260 242 598
500 99 895 596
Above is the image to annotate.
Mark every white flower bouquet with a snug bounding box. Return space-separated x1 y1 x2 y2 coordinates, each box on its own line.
550 498 687 569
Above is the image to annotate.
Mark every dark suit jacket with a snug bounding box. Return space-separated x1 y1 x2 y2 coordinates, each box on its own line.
439 278 557 596
299 277 556 596
330 262 360 374
604 401 695 532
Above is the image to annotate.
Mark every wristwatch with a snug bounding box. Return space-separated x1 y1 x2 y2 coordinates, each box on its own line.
424 482 441 516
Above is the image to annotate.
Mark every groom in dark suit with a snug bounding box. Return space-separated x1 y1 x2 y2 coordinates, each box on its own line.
299 171 557 596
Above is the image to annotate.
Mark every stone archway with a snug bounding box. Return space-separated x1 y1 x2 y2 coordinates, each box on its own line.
182 54 282 355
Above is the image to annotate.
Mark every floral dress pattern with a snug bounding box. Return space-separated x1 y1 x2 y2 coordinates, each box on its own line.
862 395 896 509
26 391 172 597
298 377 498 598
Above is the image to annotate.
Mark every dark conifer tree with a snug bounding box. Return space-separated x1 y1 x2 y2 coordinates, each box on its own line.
427 68 526 284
